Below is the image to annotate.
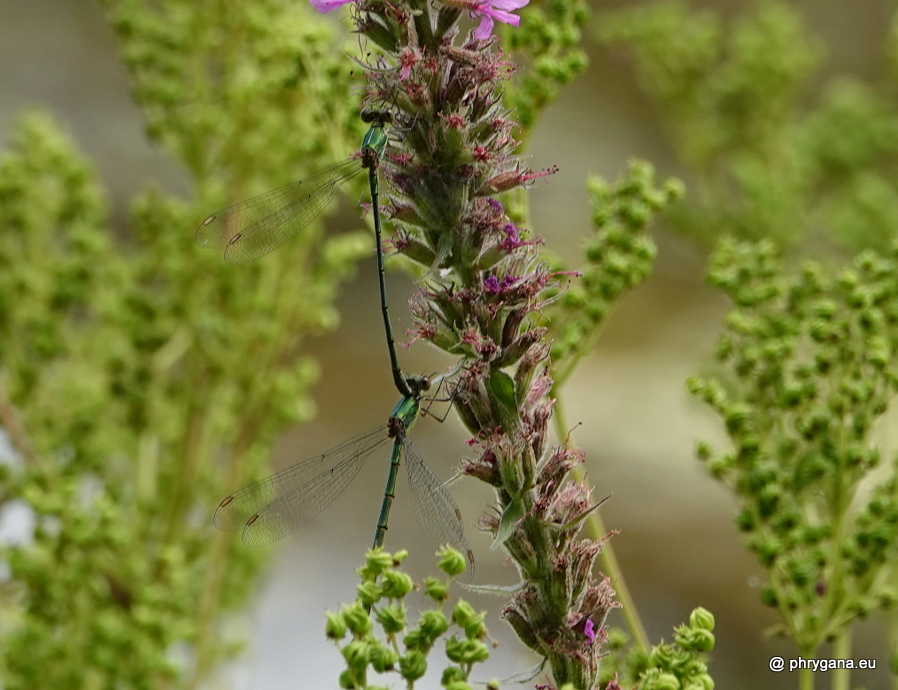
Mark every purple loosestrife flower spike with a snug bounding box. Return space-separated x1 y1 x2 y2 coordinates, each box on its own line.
348 0 614 687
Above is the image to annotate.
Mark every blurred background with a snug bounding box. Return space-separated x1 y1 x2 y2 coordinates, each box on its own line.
1 0 895 688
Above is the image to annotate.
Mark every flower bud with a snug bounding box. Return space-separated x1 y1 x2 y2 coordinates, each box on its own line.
341 640 370 673
338 669 359 689
357 580 383 608
419 610 449 639
441 665 466 685
438 545 467 577
399 651 428 681
363 549 394 576
343 602 373 637
645 672 680 690
423 576 449 601
325 612 347 640
369 644 399 673
376 604 407 635
381 570 414 599
689 607 715 631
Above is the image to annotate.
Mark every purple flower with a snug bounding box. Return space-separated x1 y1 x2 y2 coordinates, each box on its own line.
584 619 596 645
310 0 355 12
484 276 500 293
500 222 526 251
472 0 529 39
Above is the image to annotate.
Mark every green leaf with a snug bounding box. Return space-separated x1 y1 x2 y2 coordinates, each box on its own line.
491 497 525 549
487 369 520 431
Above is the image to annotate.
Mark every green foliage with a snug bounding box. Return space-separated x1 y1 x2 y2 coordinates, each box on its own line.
328 548 489 690
502 0 590 139
689 239 898 654
597 609 716 690
599 0 898 253
544 160 682 386
0 1 375 687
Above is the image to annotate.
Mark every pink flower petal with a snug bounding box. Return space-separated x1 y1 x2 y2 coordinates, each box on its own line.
471 0 527 37
491 0 529 11
309 0 355 13
474 14 495 40
480 7 520 25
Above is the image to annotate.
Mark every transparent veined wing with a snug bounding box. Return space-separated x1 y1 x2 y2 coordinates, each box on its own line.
402 437 475 581
196 158 362 264
214 426 388 547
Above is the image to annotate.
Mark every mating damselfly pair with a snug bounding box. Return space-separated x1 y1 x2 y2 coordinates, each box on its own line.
198 110 474 577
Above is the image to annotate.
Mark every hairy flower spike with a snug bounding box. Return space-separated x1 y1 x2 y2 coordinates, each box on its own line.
345 1 615 687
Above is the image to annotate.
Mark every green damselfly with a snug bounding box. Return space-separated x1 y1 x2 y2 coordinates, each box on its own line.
214 375 474 578
196 109 414 398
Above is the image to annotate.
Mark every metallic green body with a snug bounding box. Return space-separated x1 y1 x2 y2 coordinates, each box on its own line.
372 393 420 549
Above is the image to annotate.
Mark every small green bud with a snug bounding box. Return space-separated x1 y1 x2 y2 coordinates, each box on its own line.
423 576 448 601
464 613 487 640
341 640 370 673
376 604 406 635
325 612 348 640
356 580 383 608
364 549 394 576
695 673 715 690
338 669 359 689
646 672 680 690
399 651 428 681
342 603 373 637
467 641 490 663
441 665 466 684
648 644 674 667
419 610 449 639
381 570 414 599
689 607 715 631
445 636 490 664
445 682 473 690
445 636 468 663
369 644 399 673
438 546 467 577
878 587 897 608
404 627 427 651
679 628 714 652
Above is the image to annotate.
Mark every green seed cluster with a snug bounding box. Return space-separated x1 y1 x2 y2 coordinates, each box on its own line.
0 1 376 687
504 0 590 136
599 1 898 254
627 608 715 690
545 161 683 387
327 548 490 690
689 238 898 652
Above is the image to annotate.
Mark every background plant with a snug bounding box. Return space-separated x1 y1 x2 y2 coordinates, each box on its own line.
600 1 898 687
0 1 369 687
8 1 896 689
688 239 898 690
600 0 898 254
327 547 490 690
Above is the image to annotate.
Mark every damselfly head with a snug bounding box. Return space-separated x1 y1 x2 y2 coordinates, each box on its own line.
361 108 392 126
406 374 431 395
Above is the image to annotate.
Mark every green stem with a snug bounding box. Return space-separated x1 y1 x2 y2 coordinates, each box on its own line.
799 664 814 690
831 630 851 690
